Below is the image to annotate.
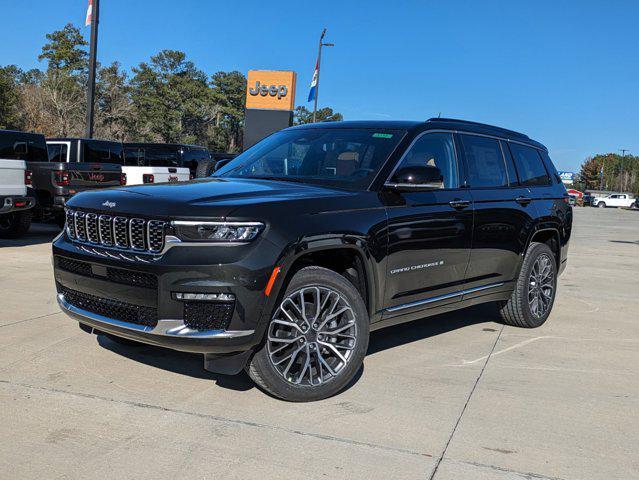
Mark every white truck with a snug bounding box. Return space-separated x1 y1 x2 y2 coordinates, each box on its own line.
0 132 37 238
592 193 637 209
122 145 191 185
46 138 191 186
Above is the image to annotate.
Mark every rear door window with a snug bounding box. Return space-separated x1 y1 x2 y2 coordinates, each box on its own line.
83 141 123 164
460 134 510 188
47 143 68 162
509 143 550 186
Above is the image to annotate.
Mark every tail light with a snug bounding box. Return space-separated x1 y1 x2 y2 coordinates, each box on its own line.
25 170 33 186
189 174 194 180
54 171 70 186
143 173 154 184
120 172 127 185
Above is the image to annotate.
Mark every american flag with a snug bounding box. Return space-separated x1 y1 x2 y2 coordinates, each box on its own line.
85 0 93 27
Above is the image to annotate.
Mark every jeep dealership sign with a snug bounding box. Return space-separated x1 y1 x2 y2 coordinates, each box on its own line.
245 70 296 111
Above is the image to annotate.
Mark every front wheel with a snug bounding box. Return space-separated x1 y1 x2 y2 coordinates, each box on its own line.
498 242 557 328
248 266 369 402
597 202 606 208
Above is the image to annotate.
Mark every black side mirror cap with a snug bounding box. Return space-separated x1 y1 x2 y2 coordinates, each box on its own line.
386 165 444 191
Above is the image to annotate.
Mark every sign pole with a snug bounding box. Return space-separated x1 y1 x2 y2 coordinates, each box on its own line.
85 0 100 138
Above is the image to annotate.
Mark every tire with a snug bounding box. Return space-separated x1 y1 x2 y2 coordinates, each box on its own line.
195 159 215 178
498 242 557 328
248 266 370 402
0 210 32 238
597 202 606 208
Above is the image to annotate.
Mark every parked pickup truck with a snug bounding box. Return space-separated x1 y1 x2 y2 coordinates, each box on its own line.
124 143 213 179
24 135 124 224
0 131 37 237
592 193 637 209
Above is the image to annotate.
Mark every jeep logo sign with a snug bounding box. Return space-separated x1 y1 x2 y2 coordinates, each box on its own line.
245 70 296 111
249 81 288 100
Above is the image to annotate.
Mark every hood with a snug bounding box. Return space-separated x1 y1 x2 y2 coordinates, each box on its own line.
66 177 357 218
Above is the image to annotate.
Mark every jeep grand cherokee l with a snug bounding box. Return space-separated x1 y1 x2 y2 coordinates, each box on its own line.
53 118 572 402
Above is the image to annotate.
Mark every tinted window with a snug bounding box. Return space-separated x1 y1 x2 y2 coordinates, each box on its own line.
83 141 123 164
215 128 406 190
392 132 459 189
47 143 68 162
509 143 550 186
0 134 47 162
539 150 561 184
125 147 180 167
461 134 509 188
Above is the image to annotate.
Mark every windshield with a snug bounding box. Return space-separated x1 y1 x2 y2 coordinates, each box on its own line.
214 128 406 189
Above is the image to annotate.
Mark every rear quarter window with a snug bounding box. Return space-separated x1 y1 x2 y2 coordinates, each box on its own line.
509 143 551 187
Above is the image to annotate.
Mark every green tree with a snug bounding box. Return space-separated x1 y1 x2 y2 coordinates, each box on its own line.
38 23 88 73
95 62 134 141
579 153 639 194
293 105 343 125
130 50 213 143
209 71 246 152
0 65 23 129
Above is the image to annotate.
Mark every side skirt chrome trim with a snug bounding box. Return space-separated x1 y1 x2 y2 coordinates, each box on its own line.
385 282 506 313
57 294 255 339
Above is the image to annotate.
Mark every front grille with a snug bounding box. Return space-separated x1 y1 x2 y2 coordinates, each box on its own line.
106 267 157 289
60 285 158 327
65 209 166 254
56 256 157 289
183 301 234 331
57 256 93 277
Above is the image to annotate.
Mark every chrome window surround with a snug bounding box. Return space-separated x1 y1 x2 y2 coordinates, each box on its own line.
382 128 548 190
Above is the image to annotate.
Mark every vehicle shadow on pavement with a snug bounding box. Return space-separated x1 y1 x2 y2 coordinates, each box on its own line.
0 222 61 248
95 304 498 395
96 334 256 392
367 304 498 355
609 240 639 245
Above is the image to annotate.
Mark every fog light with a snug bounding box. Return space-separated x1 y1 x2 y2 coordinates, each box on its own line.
174 292 236 301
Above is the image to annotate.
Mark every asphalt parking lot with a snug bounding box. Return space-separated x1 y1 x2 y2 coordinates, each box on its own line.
0 207 637 480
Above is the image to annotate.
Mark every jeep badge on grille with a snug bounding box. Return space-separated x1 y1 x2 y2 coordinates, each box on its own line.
102 200 116 208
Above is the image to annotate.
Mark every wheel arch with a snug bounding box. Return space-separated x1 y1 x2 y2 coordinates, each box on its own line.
275 240 377 319
524 226 561 269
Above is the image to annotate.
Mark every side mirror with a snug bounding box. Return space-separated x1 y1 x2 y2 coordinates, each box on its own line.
386 165 444 190
214 158 232 171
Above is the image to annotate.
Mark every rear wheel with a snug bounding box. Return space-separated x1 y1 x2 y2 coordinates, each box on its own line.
498 242 557 328
248 266 369 402
597 202 606 208
0 210 32 238
195 159 215 178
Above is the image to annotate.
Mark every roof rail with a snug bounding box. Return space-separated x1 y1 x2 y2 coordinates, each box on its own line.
426 117 529 140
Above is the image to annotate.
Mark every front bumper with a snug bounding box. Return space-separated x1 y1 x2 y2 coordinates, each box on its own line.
57 293 256 353
53 232 284 354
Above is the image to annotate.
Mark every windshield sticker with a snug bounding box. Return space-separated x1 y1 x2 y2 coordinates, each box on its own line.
372 133 393 139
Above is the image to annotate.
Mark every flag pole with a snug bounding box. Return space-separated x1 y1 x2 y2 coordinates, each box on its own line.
312 29 326 123
85 0 100 138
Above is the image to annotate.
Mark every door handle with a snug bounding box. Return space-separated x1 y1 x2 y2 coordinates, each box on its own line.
449 199 470 210
516 196 532 206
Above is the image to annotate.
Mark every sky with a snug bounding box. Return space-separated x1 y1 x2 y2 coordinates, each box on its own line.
1 0 638 172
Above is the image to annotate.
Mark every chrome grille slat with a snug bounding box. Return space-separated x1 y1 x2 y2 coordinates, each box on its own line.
65 209 165 255
65 209 76 239
74 211 87 241
98 215 113 246
86 213 99 243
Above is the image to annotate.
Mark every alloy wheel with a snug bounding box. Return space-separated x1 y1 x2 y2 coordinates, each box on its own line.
528 253 554 318
267 286 357 386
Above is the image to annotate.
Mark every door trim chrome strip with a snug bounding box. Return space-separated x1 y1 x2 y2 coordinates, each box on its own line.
385 282 505 313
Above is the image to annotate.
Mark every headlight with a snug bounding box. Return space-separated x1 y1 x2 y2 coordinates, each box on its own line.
172 221 264 243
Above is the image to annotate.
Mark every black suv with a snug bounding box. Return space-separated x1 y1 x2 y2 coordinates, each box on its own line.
53 118 572 401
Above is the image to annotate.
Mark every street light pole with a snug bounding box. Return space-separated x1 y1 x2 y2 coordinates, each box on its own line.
85 0 100 138
312 28 334 123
